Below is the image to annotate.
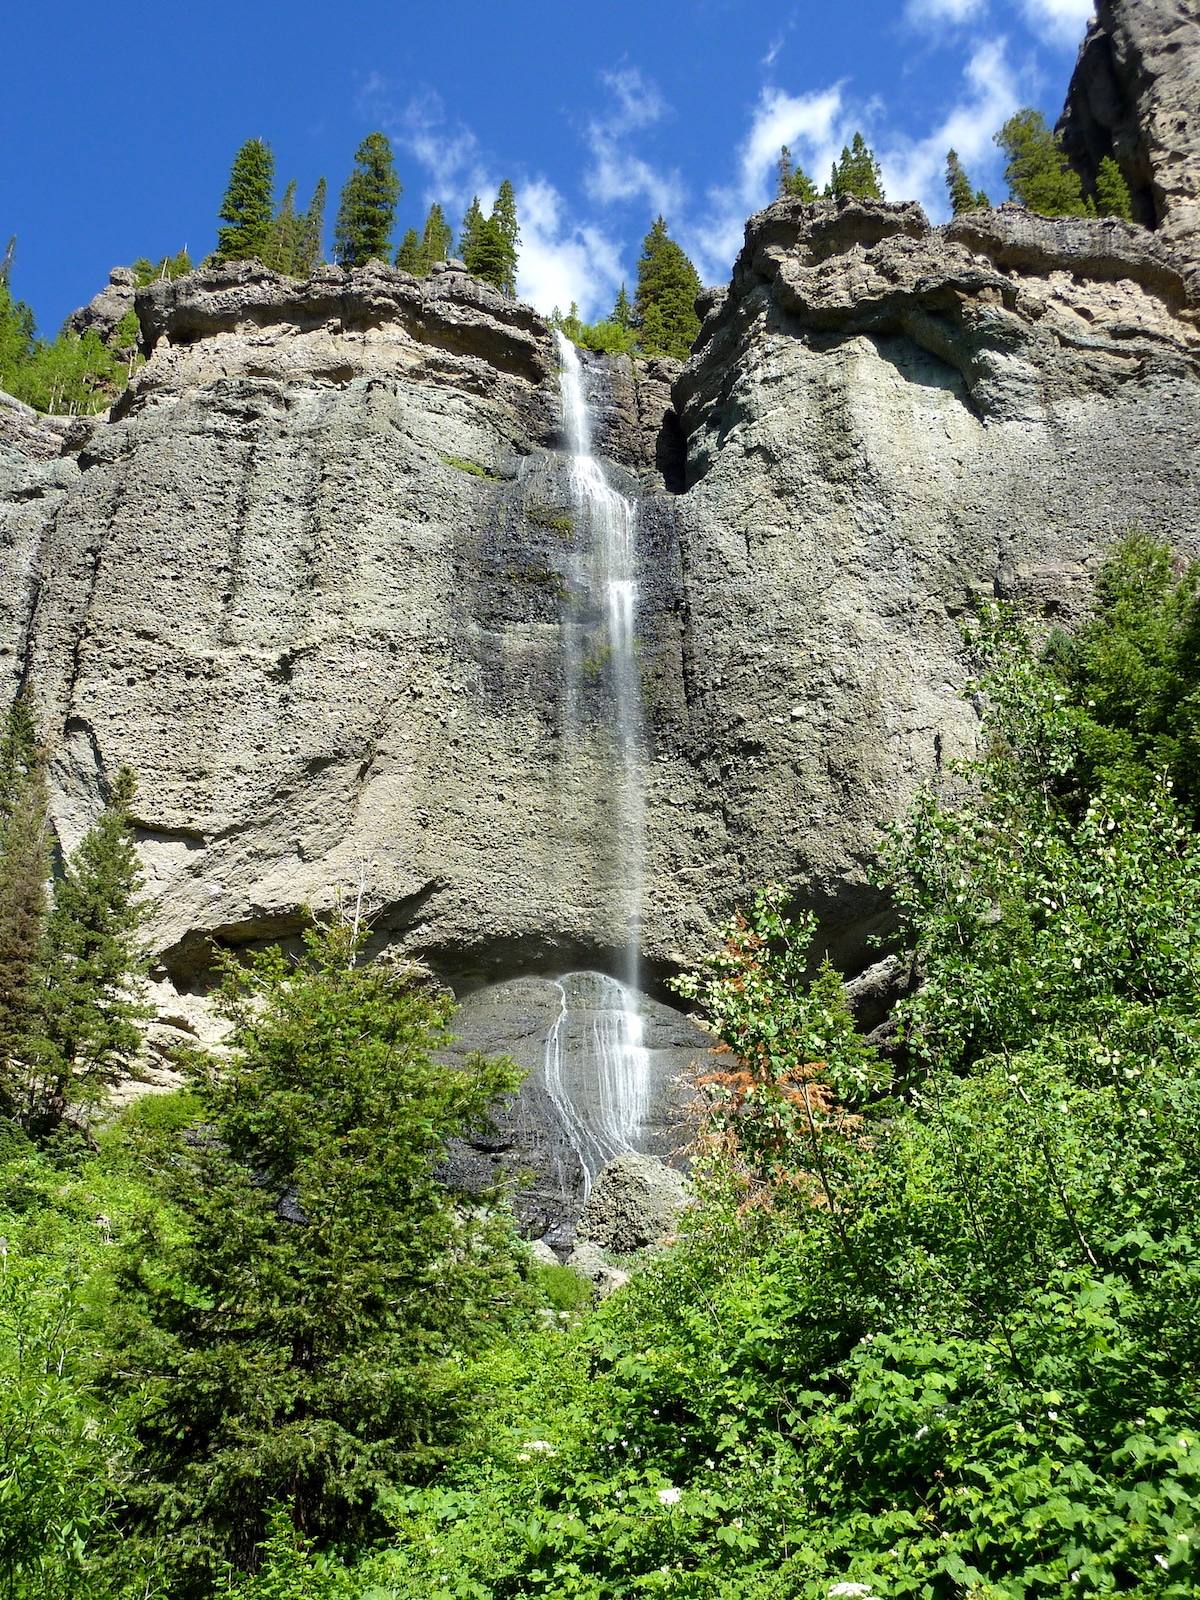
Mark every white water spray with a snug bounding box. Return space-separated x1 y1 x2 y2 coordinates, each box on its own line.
549 334 649 1193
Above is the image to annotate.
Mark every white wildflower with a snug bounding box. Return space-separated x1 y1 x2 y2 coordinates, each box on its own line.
658 1486 682 1506
828 1586 874 1599
526 1439 556 1455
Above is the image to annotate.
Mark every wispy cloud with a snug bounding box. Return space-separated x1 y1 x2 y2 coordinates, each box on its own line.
682 84 846 282
392 88 493 213
515 178 625 320
583 68 683 217
906 0 988 26
1019 0 1093 47
877 35 1022 217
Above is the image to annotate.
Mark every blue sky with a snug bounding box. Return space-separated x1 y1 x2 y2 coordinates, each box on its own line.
3 0 1093 334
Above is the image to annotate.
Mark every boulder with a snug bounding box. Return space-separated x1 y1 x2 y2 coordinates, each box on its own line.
577 1152 690 1255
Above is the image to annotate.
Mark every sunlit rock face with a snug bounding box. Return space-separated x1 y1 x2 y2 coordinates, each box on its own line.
2 175 1200 1062
1058 0 1200 283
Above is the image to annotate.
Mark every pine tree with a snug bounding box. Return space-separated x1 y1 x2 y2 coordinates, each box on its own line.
777 145 818 201
612 283 632 329
420 202 453 270
264 179 299 274
490 180 520 294
458 196 485 264
214 139 276 263
828 133 884 200
945 149 978 216
1095 155 1133 218
634 217 702 361
994 109 1090 218
396 227 423 275
106 917 527 1591
0 692 49 1117
333 132 401 268
296 176 326 275
463 214 513 292
27 767 148 1130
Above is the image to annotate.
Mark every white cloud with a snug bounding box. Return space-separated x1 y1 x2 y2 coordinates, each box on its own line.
681 83 846 282
905 0 988 25
515 178 625 321
583 68 684 218
1019 0 1093 47
394 89 493 214
876 36 1021 217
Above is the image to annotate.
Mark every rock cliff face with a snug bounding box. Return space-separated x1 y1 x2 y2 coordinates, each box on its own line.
3 9 1200 1176
4 201 1200 1006
1058 2 1200 262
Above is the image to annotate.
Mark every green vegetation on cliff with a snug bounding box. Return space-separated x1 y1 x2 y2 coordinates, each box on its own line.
634 216 701 360
5 534 1200 1597
995 108 1133 219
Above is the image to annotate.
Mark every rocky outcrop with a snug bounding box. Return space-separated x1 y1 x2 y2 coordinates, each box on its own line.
576 1152 690 1254
1058 0 1200 273
63 267 138 346
3 177 1200 1108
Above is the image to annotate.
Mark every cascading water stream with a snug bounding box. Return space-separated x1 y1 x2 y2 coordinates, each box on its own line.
547 333 649 1198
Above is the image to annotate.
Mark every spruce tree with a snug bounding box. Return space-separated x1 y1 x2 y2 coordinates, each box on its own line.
106 918 527 1592
994 109 1090 217
214 139 276 263
777 145 818 201
333 133 401 268
490 180 520 294
296 176 327 275
945 149 978 215
828 133 884 200
396 227 423 275
612 283 632 329
634 217 702 361
28 767 148 1130
463 214 513 292
458 196 485 264
0 692 49 1117
1095 155 1133 218
420 202 452 270
264 178 299 274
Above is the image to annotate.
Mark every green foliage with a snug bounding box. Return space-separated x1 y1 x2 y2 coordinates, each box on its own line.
263 179 300 274
1043 531 1200 821
459 185 518 294
215 139 277 263
395 227 423 275
333 133 400 268
421 203 453 272
1095 154 1133 218
130 250 192 286
0 693 49 1119
296 177 327 275
105 919 528 1594
548 302 638 355
25 767 149 1133
0 279 36 390
535 1263 593 1314
441 453 502 479
0 278 131 414
634 216 701 361
349 602 1200 1596
828 132 884 200
777 144 818 201
945 147 984 215
611 283 632 329
995 108 1091 217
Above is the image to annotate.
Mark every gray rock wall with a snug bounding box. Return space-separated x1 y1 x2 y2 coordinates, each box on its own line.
3 196 1200 1011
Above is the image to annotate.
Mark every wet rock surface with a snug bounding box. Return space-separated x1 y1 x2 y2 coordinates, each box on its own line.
437 974 703 1246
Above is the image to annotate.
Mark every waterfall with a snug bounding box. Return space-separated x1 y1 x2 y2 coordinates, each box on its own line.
548 333 649 1195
